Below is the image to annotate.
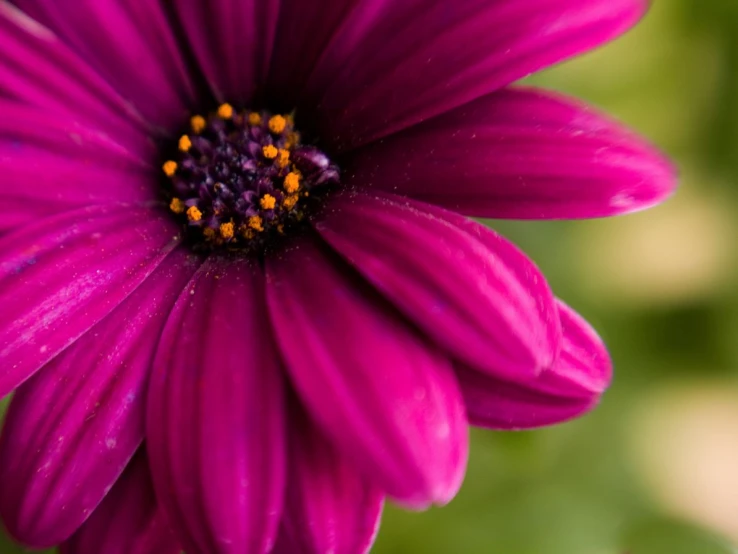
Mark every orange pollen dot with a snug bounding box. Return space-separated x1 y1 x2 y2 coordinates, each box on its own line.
186 206 203 222
203 227 216 240
217 103 234 119
268 115 287 134
248 216 264 232
169 198 185 214
260 194 277 210
248 112 262 126
283 194 299 210
242 228 256 240
285 132 300 149
277 149 290 168
162 160 178 177
190 115 206 134
178 135 192 152
277 224 285 234
284 172 300 193
219 222 235 240
262 145 278 159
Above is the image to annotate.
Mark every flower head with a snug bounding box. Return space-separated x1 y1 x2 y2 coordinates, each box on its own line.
0 1 675 553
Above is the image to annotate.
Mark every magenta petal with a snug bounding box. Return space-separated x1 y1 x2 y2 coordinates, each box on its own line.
0 4 150 148
348 87 676 219
301 0 647 150
0 99 157 232
459 300 612 430
13 0 198 129
267 236 468 508
0 205 180 398
316 192 560 380
147 257 286 554
170 1 279 104
272 403 383 554
0 249 197 547
60 450 180 554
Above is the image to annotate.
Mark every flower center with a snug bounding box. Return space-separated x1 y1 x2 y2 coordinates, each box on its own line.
162 104 340 254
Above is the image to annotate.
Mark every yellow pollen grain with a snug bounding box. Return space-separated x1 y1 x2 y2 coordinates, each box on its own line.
203 227 216 240
283 194 299 210
277 148 290 168
219 222 235 240
285 132 300 149
248 112 262 126
262 144 278 159
186 206 203 222
217 103 234 119
277 224 285 234
190 115 206 134
284 172 300 193
169 198 185 214
162 160 178 177
178 135 192 152
260 194 277 210
268 115 287 134
248 215 264 232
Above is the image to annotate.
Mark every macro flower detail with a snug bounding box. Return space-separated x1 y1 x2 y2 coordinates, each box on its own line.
0 1 675 554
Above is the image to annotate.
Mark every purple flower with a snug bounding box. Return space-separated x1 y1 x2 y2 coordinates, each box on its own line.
0 1 675 553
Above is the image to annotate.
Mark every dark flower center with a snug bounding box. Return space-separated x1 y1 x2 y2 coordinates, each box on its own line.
162 104 340 254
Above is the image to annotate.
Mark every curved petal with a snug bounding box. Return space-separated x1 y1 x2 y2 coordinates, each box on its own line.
347 87 676 219
459 300 612 430
267 235 468 508
0 249 198 548
295 0 647 150
170 1 279 104
60 450 180 554
13 0 198 130
272 401 383 554
0 205 180 399
315 192 560 380
0 3 151 149
147 257 286 554
0 99 157 232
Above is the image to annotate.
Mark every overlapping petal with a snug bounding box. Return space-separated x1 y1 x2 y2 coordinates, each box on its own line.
273 403 383 554
60 450 180 554
147 257 286 554
267 236 468 508
316 192 560 379
293 0 647 150
0 3 150 148
0 205 180 398
347 87 675 219
12 0 198 130
458 300 612 430
0 249 198 547
0 99 157 232
170 0 279 105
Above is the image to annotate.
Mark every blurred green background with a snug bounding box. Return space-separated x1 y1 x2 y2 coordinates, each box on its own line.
4 1 738 553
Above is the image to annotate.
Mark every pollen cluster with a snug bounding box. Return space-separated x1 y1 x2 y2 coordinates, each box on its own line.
163 105 340 253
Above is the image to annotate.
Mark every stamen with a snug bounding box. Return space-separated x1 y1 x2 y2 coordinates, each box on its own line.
248 216 264 232
262 145 278 159
169 198 185 214
217 103 234 119
283 195 299 210
219 222 235 240
260 194 277 210
284 172 300 193
276 148 290 168
162 160 178 177
190 115 206 134
268 115 287 134
178 135 192 152
163 106 340 254
187 206 203 222
248 112 262 126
